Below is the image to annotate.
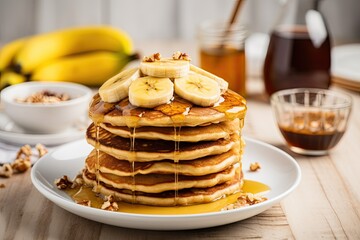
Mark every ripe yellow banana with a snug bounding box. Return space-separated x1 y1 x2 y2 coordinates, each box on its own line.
0 37 27 71
15 26 134 74
31 51 138 86
0 71 26 89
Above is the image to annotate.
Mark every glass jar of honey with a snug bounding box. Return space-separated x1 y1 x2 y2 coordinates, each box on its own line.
198 21 247 97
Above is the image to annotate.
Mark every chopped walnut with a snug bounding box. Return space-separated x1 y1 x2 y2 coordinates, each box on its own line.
0 183 5 188
16 144 32 159
71 174 84 189
36 143 48 158
11 159 31 173
142 52 161 62
76 200 91 207
172 51 191 61
101 195 119 211
222 192 267 211
15 90 70 104
55 175 73 190
250 162 261 172
0 163 13 178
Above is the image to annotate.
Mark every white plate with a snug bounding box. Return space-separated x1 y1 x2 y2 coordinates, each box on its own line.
31 137 301 230
0 111 87 146
332 44 360 84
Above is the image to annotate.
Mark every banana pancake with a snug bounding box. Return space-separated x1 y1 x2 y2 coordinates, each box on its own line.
83 170 243 206
84 165 237 193
86 124 240 161
85 148 241 176
89 90 246 127
100 118 240 142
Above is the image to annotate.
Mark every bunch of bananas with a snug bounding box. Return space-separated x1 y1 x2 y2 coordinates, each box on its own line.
0 26 138 89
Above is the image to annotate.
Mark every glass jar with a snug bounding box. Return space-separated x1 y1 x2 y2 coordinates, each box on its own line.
264 2 331 96
198 21 247 97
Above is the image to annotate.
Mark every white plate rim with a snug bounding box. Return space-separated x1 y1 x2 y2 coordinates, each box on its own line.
31 137 301 230
0 111 86 145
332 44 360 83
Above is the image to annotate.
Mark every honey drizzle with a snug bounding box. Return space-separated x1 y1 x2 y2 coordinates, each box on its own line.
66 179 269 215
123 103 143 204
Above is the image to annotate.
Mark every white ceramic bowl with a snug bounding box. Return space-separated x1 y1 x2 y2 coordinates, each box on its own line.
1 82 93 134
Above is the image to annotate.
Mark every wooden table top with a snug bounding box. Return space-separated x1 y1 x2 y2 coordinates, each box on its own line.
1 42 360 239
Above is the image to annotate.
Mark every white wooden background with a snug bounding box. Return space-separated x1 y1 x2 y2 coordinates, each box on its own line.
0 0 360 45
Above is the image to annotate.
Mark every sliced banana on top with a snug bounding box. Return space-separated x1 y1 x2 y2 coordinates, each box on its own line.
140 58 190 78
129 76 174 108
99 68 140 103
174 73 220 107
190 64 228 91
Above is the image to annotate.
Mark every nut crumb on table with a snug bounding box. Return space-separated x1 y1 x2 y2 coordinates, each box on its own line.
0 183 5 188
0 143 48 179
0 163 13 178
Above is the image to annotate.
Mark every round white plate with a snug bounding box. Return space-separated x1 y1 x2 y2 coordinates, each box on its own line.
0 111 87 146
31 137 301 230
332 44 360 83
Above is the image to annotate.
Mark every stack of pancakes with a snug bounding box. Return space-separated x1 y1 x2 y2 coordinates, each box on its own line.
83 90 247 206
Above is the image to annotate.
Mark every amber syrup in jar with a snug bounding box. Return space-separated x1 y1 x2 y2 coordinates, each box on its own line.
264 26 331 96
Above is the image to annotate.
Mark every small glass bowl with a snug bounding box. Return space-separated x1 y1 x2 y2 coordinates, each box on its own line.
270 88 352 156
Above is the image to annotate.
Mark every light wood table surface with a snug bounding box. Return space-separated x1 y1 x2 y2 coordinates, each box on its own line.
1 42 360 239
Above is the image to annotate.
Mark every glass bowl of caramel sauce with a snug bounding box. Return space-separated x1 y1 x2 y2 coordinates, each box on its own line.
271 88 352 156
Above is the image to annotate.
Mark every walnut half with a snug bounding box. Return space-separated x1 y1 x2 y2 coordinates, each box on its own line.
143 52 161 62
172 51 191 61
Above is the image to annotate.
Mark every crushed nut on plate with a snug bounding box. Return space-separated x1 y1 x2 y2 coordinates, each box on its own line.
221 192 268 211
143 52 161 62
55 175 73 190
250 162 261 172
76 200 91 207
101 195 119 211
71 174 84 189
0 163 13 178
172 51 191 61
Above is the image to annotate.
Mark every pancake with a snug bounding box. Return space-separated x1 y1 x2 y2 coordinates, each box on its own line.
85 148 241 176
89 90 246 127
100 118 240 141
83 170 243 206
84 165 238 193
86 124 240 162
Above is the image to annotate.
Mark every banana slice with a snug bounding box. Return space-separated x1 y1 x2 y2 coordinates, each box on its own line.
99 68 140 103
174 73 220 107
140 58 189 78
190 64 228 91
129 77 174 108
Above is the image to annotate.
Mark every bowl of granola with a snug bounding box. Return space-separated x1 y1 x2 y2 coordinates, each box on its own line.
1 82 92 133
